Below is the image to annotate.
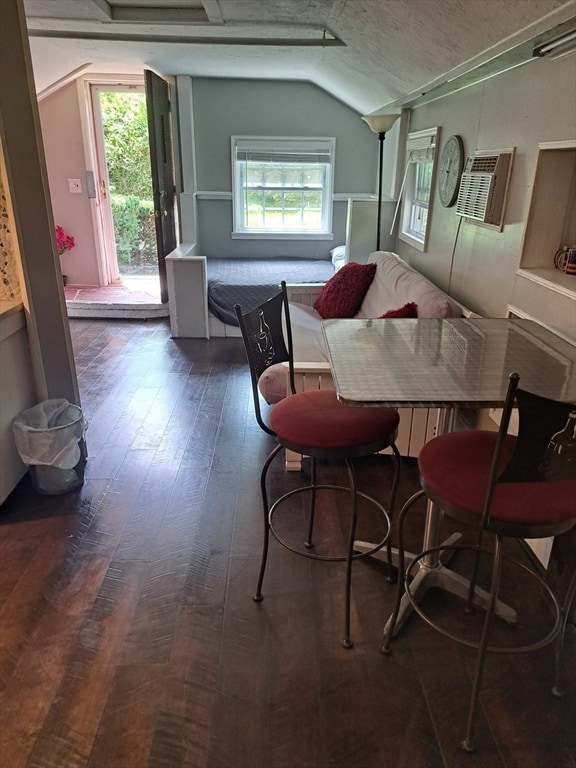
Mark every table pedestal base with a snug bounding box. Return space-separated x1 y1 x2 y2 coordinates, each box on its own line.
355 533 518 637
353 538 411 574
382 532 518 637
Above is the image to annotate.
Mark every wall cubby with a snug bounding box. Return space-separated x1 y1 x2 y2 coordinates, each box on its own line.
518 140 576 299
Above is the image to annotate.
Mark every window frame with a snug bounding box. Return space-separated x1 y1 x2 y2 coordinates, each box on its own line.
231 136 335 240
397 127 439 253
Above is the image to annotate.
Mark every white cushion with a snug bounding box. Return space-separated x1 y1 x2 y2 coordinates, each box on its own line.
288 302 329 361
357 251 462 319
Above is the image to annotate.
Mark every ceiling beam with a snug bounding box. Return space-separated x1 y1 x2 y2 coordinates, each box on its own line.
201 0 223 25
89 0 112 22
28 29 345 47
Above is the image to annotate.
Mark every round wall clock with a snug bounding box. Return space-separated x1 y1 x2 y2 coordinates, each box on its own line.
438 134 464 207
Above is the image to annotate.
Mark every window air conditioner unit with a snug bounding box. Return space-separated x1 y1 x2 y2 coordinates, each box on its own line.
455 149 514 230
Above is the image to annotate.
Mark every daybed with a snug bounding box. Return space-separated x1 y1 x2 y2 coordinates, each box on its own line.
206 257 335 328
259 251 465 466
165 249 337 339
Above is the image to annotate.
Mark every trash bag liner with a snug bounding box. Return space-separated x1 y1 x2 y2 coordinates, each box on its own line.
13 398 87 469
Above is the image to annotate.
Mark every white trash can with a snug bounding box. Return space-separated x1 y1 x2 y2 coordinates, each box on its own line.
13 399 87 495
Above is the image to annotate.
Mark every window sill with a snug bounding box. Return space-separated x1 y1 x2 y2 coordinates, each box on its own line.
231 231 334 241
398 231 426 252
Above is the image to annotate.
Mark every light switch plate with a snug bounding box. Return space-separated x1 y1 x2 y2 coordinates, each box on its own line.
68 178 82 194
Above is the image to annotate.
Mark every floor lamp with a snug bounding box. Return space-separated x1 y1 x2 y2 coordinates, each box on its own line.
361 114 400 251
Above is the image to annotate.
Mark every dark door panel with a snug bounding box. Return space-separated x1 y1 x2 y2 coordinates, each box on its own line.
145 69 177 304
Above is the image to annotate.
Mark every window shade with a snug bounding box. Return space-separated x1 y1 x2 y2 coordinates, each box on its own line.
235 139 332 165
407 147 435 163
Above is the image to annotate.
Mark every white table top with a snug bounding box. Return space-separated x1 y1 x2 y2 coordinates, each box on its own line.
322 318 576 408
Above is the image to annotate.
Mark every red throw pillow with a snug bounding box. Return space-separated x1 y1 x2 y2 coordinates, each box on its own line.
314 262 377 319
380 302 418 318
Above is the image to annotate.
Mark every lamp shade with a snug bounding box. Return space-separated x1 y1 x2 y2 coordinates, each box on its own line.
361 114 400 134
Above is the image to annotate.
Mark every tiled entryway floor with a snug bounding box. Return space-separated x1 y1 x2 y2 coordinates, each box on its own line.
64 276 169 319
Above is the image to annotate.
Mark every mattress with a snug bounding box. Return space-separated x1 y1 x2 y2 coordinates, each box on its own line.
206 257 334 326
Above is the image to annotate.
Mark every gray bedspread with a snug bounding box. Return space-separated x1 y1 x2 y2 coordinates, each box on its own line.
207 258 334 326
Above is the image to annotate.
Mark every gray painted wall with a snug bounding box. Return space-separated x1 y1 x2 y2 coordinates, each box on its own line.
395 52 575 341
190 78 392 259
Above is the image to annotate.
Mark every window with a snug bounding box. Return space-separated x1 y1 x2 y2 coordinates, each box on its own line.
397 128 438 252
232 137 335 238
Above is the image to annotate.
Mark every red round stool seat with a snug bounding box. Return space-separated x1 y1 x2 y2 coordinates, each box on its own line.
419 430 576 530
270 389 399 455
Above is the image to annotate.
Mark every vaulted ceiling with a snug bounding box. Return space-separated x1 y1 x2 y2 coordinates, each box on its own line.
24 0 576 114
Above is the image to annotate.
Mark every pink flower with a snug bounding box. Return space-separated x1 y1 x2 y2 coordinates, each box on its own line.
55 225 75 256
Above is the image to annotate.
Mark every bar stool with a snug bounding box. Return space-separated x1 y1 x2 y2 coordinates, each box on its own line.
235 282 402 648
382 372 576 751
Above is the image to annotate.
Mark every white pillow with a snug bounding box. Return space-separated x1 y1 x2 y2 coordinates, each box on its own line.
330 245 347 271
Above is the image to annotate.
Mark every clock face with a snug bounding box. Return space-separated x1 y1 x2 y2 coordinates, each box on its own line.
438 135 464 207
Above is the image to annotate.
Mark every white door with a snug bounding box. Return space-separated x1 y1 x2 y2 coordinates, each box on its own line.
90 83 127 285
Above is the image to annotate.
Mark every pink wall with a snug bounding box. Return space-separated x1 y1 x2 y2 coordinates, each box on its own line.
39 83 101 286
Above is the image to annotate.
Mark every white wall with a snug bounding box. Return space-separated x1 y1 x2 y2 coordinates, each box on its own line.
39 83 101 287
395 52 576 341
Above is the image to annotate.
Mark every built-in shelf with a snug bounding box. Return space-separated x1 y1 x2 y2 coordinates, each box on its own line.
518 140 576 299
517 265 576 299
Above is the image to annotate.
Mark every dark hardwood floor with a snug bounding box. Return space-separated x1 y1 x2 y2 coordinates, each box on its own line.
1 317 574 768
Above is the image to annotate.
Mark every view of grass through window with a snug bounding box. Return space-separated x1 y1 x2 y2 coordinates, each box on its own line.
99 90 157 276
244 163 324 230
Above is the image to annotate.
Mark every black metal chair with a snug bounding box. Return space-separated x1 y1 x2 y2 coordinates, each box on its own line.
382 371 576 752
235 282 402 648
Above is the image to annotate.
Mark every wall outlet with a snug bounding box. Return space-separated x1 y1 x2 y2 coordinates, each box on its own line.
68 178 82 194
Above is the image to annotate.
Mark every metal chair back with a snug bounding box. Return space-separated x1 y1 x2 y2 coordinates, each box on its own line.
235 281 296 435
482 371 576 530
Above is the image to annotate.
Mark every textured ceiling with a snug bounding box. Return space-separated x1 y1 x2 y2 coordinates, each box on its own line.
24 0 576 113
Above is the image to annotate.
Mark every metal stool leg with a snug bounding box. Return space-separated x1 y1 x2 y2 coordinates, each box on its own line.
552 570 576 698
255 445 393 649
385 446 402 583
305 457 317 549
342 458 359 649
253 443 282 602
461 535 504 752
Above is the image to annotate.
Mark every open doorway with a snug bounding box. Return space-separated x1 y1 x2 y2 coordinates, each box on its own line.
90 83 159 292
